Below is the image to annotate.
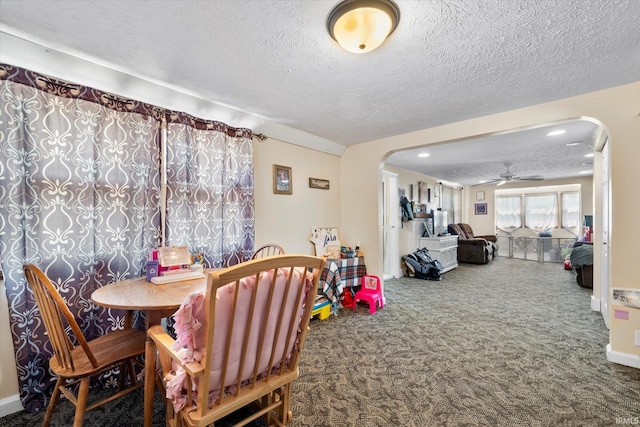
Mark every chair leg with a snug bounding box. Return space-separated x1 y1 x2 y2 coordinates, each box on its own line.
166 388 179 427
260 392 273 425
281 383 293 424
144 338 157 427
117 362 127 392
369 302 376 314
117 359 137 392
126 358 138 387
73 377 90 427
43 377 63 427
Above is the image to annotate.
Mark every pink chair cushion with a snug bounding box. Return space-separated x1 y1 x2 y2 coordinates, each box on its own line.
166 267 313 410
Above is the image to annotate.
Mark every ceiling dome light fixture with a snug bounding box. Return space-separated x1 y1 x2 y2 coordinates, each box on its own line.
327 0 400 54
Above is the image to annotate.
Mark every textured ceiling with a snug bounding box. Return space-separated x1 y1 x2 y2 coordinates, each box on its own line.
1 0 638 184
386 119 600 186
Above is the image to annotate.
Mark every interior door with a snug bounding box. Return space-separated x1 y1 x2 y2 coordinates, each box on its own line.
601 139 610 328
383 171 400 279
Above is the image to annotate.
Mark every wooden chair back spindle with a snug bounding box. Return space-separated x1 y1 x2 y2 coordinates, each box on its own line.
148 254 325 427
23 264 146 427
250 243 285 259
23 264 97 371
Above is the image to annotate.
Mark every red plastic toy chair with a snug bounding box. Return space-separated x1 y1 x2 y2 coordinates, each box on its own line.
354 275 384 314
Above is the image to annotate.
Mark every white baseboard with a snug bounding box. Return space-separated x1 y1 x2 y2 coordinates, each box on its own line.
591 295 601 311
606 344 640 369
0 394 23 417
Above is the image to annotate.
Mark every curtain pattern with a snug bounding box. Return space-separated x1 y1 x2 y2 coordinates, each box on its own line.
0 64 254 412
164 112 254 267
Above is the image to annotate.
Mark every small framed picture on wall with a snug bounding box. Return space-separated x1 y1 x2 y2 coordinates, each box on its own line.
474 203 488 215
476 191 485 201
309 177 330 190
273 164 292 195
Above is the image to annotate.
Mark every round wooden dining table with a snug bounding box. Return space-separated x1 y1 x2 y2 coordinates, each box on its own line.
91 269 214 427
91 271 211 328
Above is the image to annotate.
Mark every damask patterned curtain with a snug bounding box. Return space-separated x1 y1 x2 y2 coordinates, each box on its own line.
0 64 255 412
0 64 162 412
164 112 254 267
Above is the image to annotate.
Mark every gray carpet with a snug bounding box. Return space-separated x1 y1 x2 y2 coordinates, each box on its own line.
2 258 639 426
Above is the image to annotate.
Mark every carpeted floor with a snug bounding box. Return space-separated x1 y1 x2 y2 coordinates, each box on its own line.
2 258 639 426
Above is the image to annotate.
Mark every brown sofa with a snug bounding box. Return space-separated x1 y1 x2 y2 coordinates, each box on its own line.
447 223 497 264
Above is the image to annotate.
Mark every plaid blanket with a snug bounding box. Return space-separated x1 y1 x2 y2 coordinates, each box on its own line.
320 256 367 306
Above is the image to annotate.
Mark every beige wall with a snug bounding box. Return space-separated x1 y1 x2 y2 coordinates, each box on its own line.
253 137 341 255
0 278 20 404
341 82 640 359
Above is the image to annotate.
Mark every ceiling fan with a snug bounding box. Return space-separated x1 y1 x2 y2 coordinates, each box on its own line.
483 162 544 186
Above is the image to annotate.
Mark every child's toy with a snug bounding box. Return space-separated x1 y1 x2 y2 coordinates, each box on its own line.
311 299 331 320
354 275 384 314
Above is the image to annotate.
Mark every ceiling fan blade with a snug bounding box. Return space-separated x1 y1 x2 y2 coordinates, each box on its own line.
472 178 503 187
496 180 507 186
518 176 544 181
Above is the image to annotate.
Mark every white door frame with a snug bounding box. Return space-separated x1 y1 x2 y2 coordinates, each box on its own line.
382 171 401 279
600 138 611 328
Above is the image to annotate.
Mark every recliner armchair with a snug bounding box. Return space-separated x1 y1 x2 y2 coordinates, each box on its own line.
458 223 498 258
447 223 496 264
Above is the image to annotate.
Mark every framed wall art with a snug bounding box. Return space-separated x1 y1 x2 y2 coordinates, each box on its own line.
309 177 330 190
273 164 292 195
474 202 488 215
476 191 485 201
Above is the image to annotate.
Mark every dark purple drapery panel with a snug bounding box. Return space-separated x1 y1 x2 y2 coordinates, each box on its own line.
164 111 255 267
0 63 254 412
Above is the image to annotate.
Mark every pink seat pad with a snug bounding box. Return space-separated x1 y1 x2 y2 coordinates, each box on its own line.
164 267 313 411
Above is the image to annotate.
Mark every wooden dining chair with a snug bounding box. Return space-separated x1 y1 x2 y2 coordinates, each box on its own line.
146 254 326 427
250 243 285 259
23 264 146 427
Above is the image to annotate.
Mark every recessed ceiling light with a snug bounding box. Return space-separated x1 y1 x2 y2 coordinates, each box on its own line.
418 153 430 158
581 163 591 166
584 153 594 158
579 170 593 174
566 142 581 146
478 180 487 184
547 130 566 136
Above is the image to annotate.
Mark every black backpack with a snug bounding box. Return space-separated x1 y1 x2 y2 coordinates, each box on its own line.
400 196 413 224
